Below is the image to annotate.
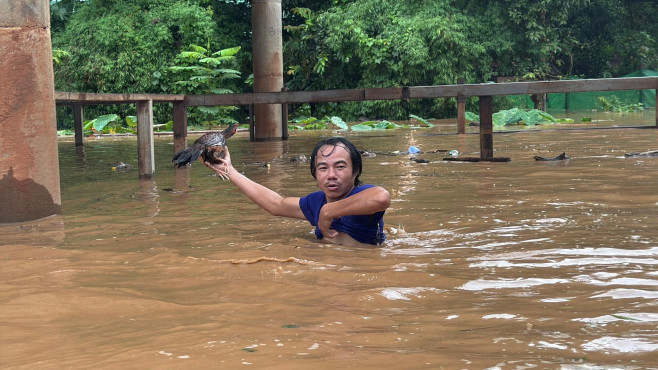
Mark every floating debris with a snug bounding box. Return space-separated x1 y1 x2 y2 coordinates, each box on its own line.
111 162 133 172
289 154 308 162
534 152 570 161
624 150 658 158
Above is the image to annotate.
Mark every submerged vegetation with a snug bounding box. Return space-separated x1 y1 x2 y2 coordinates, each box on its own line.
287 113 435 131
465 109 575 127
57 114 173 136
57 113 439 136
597 96 644 113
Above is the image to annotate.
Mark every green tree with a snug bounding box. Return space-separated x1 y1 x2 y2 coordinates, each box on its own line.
52 0 219 125
284 1 489 119
461 0 657 79
50 0 86 33
163 43 242 128
460 0 591 80
53 0 218 93
608 1 658 75
197 0 253 94
51 0 658 124
566 0 625 77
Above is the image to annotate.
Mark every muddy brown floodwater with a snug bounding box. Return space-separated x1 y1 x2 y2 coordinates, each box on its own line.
1 111 658 369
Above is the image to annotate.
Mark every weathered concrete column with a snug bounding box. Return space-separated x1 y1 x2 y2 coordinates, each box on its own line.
0 0 62 223
251 0 283 141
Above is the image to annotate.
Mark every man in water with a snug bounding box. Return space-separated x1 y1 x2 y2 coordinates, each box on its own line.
205 137 391 247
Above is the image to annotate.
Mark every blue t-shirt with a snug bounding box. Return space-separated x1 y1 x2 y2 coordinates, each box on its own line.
299 184 386 245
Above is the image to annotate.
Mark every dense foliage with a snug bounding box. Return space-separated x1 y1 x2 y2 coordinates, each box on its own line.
52 0 221 125
164 44 243 128
52 0 218 93
284 1 489 119
51 0 658 126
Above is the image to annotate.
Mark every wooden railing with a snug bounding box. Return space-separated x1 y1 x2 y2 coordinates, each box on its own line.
55 76 658 177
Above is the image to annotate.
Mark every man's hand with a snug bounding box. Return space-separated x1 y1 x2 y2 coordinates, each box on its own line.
204 147 233 180
318 203 339 239
317 186 390 240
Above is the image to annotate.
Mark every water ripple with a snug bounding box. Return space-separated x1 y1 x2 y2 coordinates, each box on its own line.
581 336 658 353
458 278 570 290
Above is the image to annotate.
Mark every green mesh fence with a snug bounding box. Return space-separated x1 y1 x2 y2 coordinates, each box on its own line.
506 70 657 110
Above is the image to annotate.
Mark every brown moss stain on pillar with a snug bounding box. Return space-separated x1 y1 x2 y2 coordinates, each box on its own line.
0 8 61 222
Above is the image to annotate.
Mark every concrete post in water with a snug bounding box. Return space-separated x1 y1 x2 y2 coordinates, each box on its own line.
457 78 466 134
137 100 155 178
251 0 283 141
173 101 187 155
0 0 62 223
73 105 84 146
281 87 289 140
248 104 255 142
479 95 494 158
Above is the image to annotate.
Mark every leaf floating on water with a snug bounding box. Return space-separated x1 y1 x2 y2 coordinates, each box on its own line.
242 347 257 352
281 324 300 328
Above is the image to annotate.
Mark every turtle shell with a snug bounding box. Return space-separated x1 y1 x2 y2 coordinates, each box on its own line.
194 124 237 165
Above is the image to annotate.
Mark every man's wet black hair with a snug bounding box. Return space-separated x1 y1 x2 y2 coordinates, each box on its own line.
310 137 362 186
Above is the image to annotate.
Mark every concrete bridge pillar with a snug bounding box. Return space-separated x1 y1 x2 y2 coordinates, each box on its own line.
251 0 283 141
0 0 61 222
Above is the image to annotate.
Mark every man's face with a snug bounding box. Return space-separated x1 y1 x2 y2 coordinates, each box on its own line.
314 144 358 202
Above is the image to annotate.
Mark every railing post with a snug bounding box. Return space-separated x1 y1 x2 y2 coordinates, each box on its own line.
173 101 187 155
281 87 289 140
136 100 155 178
457 78 466 134
249 104 255 142
73 104 84 146
479 95 494 158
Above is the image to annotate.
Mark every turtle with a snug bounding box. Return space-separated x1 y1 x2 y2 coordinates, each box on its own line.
172 124 238 168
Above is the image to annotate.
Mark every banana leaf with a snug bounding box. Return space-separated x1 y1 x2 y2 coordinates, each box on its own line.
329 116 349 130
84 114 120 132
409 114 434 127
351 120 402 130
